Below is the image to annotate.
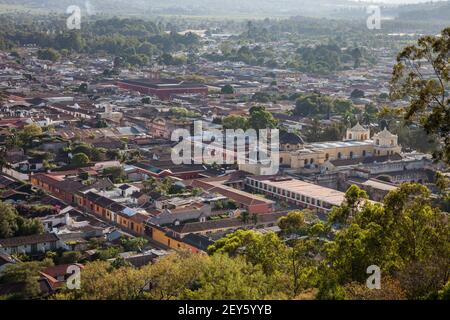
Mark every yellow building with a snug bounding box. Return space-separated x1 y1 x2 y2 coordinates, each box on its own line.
283 123 401 170
240 123 401 174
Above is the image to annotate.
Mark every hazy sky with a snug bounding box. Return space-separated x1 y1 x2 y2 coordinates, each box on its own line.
352 0 448 3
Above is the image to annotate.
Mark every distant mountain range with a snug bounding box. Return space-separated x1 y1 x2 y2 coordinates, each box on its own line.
0 0 374 17
0 0 449 20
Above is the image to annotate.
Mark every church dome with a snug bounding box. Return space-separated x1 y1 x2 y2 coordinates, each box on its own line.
374 127 397 139
280 131 304 145
350 122 367 132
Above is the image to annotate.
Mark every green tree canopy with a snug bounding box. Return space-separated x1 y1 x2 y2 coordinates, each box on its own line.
390 27 450 164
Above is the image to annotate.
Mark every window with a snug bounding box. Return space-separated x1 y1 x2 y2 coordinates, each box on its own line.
338 152 342 159
325 153 329 160
350 151 354 159
362 150 366 156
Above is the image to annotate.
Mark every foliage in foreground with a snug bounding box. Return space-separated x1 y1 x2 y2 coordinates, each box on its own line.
43 183 449 301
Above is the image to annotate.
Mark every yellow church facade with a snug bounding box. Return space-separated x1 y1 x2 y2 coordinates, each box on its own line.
280 123 402 170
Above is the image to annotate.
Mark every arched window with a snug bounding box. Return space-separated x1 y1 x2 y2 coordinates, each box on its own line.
310 158 314 164
350 151 354 159
304 159 308 166
362 150 366 157
338 152 342 159
348 133 352 140
325 153 329 160
376 139 380 145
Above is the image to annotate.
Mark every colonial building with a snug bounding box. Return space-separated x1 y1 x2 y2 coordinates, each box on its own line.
245 176 346 214
282 123 401 170
116 72 208 100
240 123 402 175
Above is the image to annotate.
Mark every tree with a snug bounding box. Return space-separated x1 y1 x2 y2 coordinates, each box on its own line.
53 260 146 300
141 97 151 104
0 201 44 238
278 211 307 235
239 211 250 224
158 177 173 195
14 216 44 237
344 276 406 300
208 229 261 256
351 47 362 68
1 259 54 299
102 166 125 183
185 254 270 300
0 201 19 238
327 185 369 225
191 187 203 197
323 183 449 299
59 251 82 264
295 96 318 117
143 177 158 192
140 252 206 300
390 27 450 163
287 240 320 297
438 280 450 300
94 247 122 261
77 83 88 93
37 48 60 62
120 237 148 252
294 93 338 118
248 106 277 130
221 84 235 94
350 89 365 99
18 124 43 147
222 115 249 130
71 153 90 168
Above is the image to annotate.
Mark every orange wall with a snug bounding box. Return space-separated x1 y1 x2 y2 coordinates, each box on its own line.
151 227 200 253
